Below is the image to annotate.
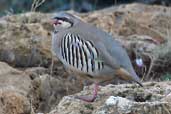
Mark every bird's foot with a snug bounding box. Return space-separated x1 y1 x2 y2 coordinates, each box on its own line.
75 95 96 102
75 83 99 102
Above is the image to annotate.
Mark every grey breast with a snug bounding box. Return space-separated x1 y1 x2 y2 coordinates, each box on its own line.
60 32 104 75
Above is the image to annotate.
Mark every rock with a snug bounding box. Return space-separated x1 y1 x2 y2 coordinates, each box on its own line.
33 74 82 113
49 82 171 114
23 61 83 113
0 90 30 114
0 62 31 95
0 62 32 114
105 96 131 106
105 96 133 113
0 12 52 67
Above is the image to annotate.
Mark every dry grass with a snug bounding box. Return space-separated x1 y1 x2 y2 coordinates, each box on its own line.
31 0 46 12
142 18 171 80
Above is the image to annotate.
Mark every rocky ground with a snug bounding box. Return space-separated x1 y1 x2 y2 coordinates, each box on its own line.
0 3 171 114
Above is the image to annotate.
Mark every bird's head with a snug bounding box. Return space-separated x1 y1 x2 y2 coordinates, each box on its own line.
51 12 78 31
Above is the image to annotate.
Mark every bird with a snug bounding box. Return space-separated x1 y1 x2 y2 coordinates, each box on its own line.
50 12 143 102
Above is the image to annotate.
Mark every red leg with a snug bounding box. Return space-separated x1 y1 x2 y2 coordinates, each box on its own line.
76 83 99 102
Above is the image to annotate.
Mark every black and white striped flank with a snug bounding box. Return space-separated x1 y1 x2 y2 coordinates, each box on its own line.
60 33 104 74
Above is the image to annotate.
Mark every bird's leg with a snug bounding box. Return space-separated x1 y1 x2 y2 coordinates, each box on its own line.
76 83 99 102
50 55 54 76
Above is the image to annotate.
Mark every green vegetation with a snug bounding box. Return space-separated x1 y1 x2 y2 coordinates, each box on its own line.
0 0 115 16
162 73 171 81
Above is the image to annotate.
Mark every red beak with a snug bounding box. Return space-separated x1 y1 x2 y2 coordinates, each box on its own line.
50 19 61 25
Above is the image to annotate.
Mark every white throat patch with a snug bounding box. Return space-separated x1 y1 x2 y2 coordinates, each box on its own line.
59 20 72 28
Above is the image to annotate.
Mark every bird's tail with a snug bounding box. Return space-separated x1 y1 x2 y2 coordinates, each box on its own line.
115 68 143 87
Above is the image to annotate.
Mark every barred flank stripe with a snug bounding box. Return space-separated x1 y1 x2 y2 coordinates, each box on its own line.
91 59 95 72
75 44 79 68
86 41 94 59
80 39 87 72
82 43 88 72
78 39 83 71
61 35 64 59
63 34 67 61
101 62 104 69
67 34 71 65
98 62 101 70
60 33 104 74
71 35 75 66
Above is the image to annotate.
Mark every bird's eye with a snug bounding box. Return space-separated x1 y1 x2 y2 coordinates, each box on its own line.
53 20 62 25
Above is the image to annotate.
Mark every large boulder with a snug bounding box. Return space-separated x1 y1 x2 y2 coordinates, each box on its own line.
49 82 171 114
0 62 32 114
0 12 52 67
30 73 82 113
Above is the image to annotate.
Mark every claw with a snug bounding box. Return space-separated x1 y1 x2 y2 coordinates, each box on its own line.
76 95 96 102
75 83 98 102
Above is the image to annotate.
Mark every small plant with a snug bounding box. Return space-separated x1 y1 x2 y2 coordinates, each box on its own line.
161 73 171 81
84 104 94 110
31 0 46 12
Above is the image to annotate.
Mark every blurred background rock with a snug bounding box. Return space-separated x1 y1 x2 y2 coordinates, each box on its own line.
0 0 170 16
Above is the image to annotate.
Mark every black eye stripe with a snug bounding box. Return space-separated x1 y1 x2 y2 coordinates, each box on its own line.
54 17 73 26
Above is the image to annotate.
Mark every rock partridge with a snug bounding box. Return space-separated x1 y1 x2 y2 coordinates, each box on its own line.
51 12 143 102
